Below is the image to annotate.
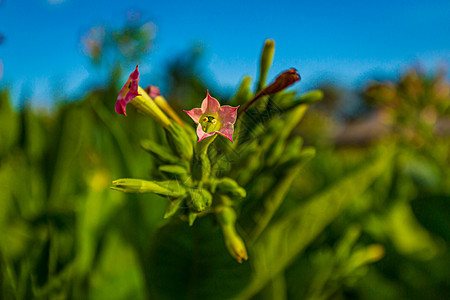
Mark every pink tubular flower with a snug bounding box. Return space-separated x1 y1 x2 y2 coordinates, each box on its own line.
115 65 141 116
184 91 239 142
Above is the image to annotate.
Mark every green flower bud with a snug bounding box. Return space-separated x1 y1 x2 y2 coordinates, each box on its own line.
364 244 385 263
216 206 248 263
214 177 247 199
187 188 212 213
111 179 186 198
158 165 188 180
217 205 237 225
131 87 172 128
223 232 248 264
145 85 185 127
257 39 275 92
156 181 188 198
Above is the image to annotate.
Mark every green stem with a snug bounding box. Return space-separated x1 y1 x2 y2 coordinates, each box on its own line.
192 135 217 182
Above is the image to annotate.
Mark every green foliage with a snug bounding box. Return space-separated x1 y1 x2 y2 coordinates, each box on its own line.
1 39 449 300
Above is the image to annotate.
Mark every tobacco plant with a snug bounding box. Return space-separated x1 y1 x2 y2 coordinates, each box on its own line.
110 40 389 299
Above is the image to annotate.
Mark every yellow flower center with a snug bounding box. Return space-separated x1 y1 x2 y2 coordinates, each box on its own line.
200 115 221 133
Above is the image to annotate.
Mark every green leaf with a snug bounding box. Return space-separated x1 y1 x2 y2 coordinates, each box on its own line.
236 151 391 299
164 198 185 219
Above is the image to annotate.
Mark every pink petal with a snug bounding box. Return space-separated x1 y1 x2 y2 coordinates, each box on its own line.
201 90 220 114
115 65 141 116
183 108 203 124
196 124 216 142
219 105 239 126
145 85 161 99
217 124 235 143
115 100 127 115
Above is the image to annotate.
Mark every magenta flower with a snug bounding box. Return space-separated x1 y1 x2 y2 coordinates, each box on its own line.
115 65 141 116
184 91 239 142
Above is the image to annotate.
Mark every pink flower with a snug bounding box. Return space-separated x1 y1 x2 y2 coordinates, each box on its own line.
115 65 141 116
184 91 239 142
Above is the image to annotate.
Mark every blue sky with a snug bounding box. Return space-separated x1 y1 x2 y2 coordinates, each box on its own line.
0 0 449 106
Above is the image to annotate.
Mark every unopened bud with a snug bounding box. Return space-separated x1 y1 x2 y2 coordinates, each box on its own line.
257 39 275 92
239 68 301 117
158 165 188 179
111 178 186 198
262 68 301 95
187 188 212 213
216 206 248 263
145 85 185 127
364 244 385 263
111 178 167 194
214 177 246 199
224 232 248 264
130 87 172 128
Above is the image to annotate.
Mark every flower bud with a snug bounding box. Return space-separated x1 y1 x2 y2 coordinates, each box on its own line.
239 68 301 117
131 87 173 128
111 178 169 194
364 244 385 263
158 165 188 180
216 206 248 263
223 232 248 264
187 188 212 213
145 85 185 127
214 177 246 199
111 178 186 198
262 68 301 95
257 39 275 92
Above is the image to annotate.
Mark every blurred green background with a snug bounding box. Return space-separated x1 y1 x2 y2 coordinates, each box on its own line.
1 5 450 300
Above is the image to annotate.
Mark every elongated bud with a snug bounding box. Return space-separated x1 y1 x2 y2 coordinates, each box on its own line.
214 177 246 199
166 122 194 161
158 165 188 179
257 39 275 92
239 68 301 117
262 68 301 95
364 244 385 263
111 178 186 198
131 87 172 127
217 206 248 263
145 85 185 127
187 188 212 213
